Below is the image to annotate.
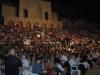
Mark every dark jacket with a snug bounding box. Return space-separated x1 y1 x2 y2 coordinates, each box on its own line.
0 54 22 75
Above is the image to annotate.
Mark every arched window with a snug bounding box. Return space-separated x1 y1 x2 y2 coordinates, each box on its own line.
17 21 23 27
44 12 48 20
23 9 28 18
7 20 14 27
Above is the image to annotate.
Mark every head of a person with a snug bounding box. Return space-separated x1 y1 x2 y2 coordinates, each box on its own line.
9 48 16 56
35 58 42 64
54 58 61 64
22 55 26 60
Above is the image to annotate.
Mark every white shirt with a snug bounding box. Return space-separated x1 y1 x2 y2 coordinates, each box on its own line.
82 61 90 69
24 39 31 45
56 64 64 75
69 58 77 67
22 59 30 75
75 57 80 65
22 59 30 68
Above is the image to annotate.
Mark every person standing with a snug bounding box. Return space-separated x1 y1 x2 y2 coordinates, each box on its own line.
32 58 43 75
54 58 64 75
21 55 30 75
4 48 22 75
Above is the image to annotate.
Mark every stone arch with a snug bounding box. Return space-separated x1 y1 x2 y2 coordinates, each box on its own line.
7 20 14 27
25 22 31 29
42 23 46 29
56 23 60 29
49 23 53 30
16 21 23 27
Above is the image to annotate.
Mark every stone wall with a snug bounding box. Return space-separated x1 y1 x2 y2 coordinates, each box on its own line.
2 0 62 30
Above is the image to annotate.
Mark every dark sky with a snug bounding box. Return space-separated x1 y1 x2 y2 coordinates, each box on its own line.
52 0 100 23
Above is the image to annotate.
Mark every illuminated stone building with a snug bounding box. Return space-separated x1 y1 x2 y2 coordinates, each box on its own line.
0 0 62 30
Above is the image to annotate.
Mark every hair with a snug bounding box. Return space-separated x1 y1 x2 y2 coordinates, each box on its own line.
54 58 61 64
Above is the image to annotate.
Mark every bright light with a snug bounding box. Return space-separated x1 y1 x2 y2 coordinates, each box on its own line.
37 34 41 38
24 39 31 45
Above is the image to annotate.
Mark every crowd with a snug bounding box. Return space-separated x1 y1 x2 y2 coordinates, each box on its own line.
0 24 100 75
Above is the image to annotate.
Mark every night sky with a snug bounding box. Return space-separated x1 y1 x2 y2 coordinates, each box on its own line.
52 0 100 23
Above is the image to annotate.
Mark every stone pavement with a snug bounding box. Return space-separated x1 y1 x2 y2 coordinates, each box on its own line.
86 66 100 75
